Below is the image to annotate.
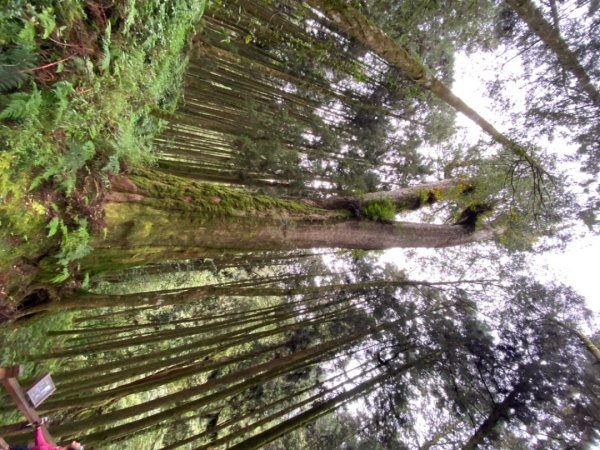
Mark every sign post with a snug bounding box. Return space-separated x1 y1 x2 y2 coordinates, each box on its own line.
27 374 56 408
0 366 56 445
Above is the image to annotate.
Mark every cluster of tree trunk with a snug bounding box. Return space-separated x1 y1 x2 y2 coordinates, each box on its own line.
6 0 600 449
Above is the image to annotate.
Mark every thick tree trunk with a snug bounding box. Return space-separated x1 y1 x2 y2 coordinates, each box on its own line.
87 171 495 274
505 0 600 108
101 209 493 251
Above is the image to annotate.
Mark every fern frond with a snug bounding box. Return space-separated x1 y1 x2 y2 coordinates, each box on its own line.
52 81 75 122
65 140 95 173
103 154 121 174
0 46 37 92
0 88 42 120
100 21 112 73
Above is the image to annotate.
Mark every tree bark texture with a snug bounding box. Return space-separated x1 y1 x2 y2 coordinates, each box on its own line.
89 171 494 273
311 178 470 211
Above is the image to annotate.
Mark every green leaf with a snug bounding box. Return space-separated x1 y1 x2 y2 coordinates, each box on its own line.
0 46 37 92
17 22 36 49
50 267 70 284
53 80 74 122
81 272 90 290
36 7 56 39
47 217 60 237
100 22 112 72
70 140 94 168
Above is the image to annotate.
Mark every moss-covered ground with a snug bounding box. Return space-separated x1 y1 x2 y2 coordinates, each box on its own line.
0 1 206 440
0 0 206 310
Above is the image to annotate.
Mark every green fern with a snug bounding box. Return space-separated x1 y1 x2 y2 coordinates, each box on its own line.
56 217 92 266
45 216 92 283
47 217 60 237
100 22 112 73
0 46 37 92
30 139 96 193
60 140 96 194
64 140 95 173
35 7 56 39
52 81 75 123
103 154 121 174
50 267 70 284
0 87 42 120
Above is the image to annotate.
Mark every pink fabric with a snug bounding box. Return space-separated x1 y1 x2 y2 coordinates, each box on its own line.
30 428 59 450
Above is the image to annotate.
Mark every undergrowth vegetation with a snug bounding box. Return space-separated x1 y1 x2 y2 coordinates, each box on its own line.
0 0 206 296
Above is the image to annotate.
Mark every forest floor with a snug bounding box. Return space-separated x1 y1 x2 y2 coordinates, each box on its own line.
0 0 205 319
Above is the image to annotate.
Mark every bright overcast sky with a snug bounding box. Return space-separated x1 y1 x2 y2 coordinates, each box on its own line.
452 51 600 314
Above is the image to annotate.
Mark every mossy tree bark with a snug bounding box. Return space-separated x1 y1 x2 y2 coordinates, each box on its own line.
310 178 471 211
83 170 497 276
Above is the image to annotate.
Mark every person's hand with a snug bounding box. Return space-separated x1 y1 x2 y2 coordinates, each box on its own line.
34 416 49 427
69 440 83 450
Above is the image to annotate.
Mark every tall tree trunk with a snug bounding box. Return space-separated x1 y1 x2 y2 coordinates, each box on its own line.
50 326 376 441
37 308 336 359
304 0 546 178
505 0 600 108
41 342 285 411
225 354 437 450
159 367 359 450
48 309 351 400
54 278 485 312
310 178 470 211
197 364 381 449
92 171 496 262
